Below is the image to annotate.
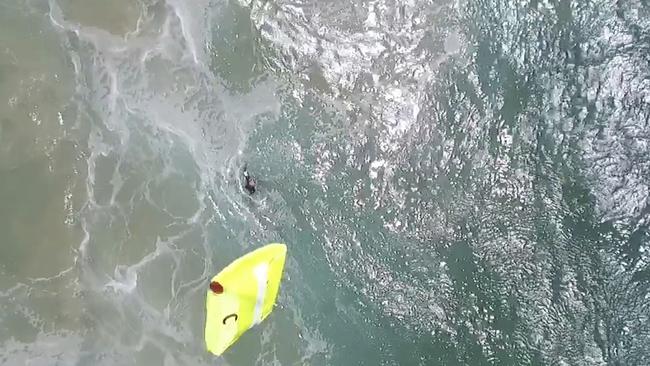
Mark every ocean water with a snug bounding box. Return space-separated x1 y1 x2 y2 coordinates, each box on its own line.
1 0 649 365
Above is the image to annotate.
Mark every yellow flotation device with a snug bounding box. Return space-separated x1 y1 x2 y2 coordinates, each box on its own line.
204 243 287 355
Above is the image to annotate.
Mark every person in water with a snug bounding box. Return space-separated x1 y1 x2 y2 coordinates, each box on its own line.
243 168 256 194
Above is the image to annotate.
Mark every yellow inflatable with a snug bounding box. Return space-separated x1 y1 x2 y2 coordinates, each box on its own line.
205 243 287 355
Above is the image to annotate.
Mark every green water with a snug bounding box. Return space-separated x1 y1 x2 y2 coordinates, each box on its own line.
1 0 649 365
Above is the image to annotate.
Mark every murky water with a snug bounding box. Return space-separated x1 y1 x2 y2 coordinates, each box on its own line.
1 0 649 365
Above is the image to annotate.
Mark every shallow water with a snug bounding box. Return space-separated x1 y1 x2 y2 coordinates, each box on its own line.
1 0 649 365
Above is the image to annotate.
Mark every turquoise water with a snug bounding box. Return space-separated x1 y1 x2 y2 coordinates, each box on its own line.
1 0 650 365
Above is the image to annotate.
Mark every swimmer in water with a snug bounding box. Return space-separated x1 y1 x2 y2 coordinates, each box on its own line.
243 167 256 194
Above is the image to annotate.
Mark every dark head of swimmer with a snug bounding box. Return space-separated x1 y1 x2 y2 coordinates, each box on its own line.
243 168 256 194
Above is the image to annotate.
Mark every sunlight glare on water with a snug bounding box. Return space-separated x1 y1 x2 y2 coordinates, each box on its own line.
1 0 649 365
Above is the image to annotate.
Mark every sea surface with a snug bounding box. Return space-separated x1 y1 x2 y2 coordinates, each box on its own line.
1 0 649 365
